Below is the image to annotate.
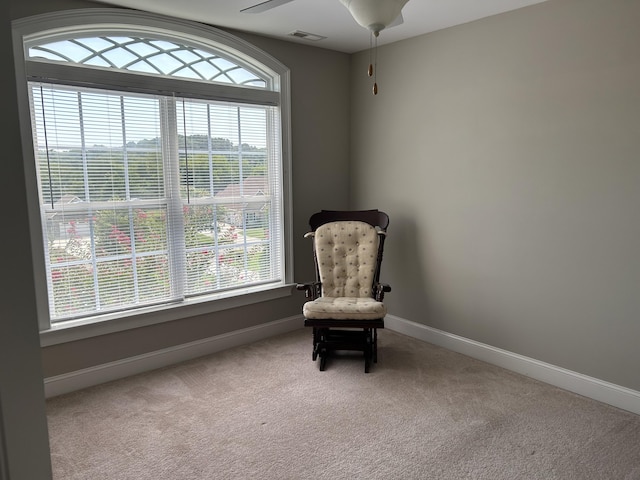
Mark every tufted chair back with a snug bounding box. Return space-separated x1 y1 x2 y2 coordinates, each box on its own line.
314 220 379 298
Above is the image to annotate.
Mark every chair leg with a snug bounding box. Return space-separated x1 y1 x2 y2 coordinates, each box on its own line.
364 328 372 373
314 327 328 371
308 325 381 372
312 327 319 361
373 328 378 363
319 349 328 371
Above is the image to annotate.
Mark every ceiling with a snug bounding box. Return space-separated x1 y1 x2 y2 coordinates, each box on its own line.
93 0 549 54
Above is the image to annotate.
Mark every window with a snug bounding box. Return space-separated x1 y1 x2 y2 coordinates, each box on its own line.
13 10 292 336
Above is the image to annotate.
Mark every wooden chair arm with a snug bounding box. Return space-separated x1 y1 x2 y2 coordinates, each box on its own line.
296 282 322 300
373 282 391 302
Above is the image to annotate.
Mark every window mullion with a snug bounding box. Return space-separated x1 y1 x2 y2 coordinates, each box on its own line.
77 92 90 203
207 104 214 196
161 96 186 300
267 106 279 281
120 95 141 304
77 91 104 311
237 107 249 277
207 104 222 290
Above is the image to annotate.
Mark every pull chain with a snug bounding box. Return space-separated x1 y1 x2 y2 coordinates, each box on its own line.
368 31 379 95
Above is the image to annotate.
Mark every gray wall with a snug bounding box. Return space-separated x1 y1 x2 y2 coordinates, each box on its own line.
10 0 351 377
349 0 640 391
1 1 52 477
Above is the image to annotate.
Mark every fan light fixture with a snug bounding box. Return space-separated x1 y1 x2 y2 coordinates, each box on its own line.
339 0 409 36
339 0 410 95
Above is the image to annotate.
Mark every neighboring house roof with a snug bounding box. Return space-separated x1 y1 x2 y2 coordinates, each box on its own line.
215 176 267 199
47 195 84 220
55 194 83 205
214 176 268 219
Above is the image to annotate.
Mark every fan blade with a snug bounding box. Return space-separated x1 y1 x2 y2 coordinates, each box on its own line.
241 0 295 13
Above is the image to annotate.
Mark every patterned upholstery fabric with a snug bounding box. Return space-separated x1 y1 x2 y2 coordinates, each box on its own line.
303 296 387 320
303 221 386 320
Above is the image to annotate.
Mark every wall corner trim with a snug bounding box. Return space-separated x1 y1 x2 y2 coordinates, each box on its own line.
385 315 640 416
44 316 304 398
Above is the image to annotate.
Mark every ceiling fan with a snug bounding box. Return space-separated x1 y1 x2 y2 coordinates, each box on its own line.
240 0 295 14
242 0 411 95
241 0 409 36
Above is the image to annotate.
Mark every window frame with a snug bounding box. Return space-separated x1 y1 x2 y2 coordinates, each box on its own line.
12 9 293 346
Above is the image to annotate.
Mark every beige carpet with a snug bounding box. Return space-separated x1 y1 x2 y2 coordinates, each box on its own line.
46 328 640 479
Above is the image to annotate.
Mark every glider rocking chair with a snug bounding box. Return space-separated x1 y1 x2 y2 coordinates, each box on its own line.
296 210 391 373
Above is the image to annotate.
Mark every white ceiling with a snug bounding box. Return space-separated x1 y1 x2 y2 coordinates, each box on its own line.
93 0 549 54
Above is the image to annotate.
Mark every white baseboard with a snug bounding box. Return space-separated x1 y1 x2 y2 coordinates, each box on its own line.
385 315 640 416
44 315 304 398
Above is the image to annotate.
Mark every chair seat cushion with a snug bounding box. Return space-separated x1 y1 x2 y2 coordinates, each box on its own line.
303 297 387 320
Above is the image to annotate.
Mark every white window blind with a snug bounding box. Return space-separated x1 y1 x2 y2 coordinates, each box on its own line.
29 79 283 323
177 100 282 297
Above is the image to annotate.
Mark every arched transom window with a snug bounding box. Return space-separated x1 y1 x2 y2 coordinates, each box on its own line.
28 35 267 88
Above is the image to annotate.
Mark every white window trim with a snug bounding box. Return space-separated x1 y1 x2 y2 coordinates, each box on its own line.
12 9 294 346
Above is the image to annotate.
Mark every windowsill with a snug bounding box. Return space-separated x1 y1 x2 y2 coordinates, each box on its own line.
39 283 295 347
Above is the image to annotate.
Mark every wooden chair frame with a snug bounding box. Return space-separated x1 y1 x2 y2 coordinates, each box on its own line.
296 210 391 372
